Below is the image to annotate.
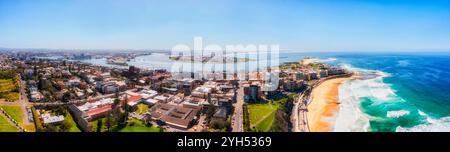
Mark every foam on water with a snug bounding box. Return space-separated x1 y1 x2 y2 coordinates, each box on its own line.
305 57 338 64
333 80 371 132
387 110 410 118
418 110 427 116
333 77 395 131
397 113 450 132
339 63 363 72
317 58 338 62
342 73 396 102
334 64 419 131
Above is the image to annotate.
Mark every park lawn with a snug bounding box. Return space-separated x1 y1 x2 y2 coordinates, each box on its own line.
0 79 15 92
0 92 20 101
90 119 99 132
118 118 160 132
66 113 81 132
247 96 293 132
119 125 160 132
254 111 276 132
0 114 19 132
0 84 15 92
0 105 24 125
0 79 20 101
90 117 122 132
136 103 149 114
0 79 10 83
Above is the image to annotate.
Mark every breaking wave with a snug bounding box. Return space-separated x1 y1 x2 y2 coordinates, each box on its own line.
317 58 337 62
397 111 450 132
334 64 429 132
333 79 371 132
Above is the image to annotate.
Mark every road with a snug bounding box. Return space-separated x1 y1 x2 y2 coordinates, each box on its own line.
19 80 32 127
291 88 310 132
231 81 244 132
0 79 32 131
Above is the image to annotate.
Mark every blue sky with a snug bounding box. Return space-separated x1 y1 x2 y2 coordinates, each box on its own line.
0 0 450 51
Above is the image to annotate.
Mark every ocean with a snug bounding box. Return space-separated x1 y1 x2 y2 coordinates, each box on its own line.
79 51 450 132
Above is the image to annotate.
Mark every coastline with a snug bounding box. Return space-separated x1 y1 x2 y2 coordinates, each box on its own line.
307 76 354 132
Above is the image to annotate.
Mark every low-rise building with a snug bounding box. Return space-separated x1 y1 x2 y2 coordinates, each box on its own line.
74 98 115 121
327 68 345 75
30 91 44 102
319 70 328 78
148 103 200 129
309 72 319 80
41 113 65 124
127 95 143 107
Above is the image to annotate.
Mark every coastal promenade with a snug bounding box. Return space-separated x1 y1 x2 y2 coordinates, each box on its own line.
292 73 353 132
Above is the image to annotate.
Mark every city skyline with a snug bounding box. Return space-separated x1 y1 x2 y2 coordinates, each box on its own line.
1 0 450 51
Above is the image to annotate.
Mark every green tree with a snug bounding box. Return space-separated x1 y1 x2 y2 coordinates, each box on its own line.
119 111 128 125
60 119 72 132
44 124 59 132
115 90 120 98
96 119 103 132
113 98 120 107
209 119 229 130
33 66 38 80
204 105 217 121
62 92 72 102
121 95 128 112
54 106 67 116
105 114 112 132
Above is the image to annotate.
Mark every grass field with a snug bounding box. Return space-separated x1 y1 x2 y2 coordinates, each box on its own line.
66 113 81 132
118 118 160 132
247 93 297 132
247 103 279 132
0 92 20 101
0 105 24 125
90 117 160 132
0 115 19 132
254 111 276 132
0 79 20 101
0 79 16 92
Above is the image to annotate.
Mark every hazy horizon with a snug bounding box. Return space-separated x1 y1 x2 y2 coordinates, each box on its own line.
2 47 450 54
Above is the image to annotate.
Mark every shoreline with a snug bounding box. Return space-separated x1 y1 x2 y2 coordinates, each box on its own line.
307 76 354 132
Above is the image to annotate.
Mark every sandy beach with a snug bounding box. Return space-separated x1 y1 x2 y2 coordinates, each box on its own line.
307 77 352 132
